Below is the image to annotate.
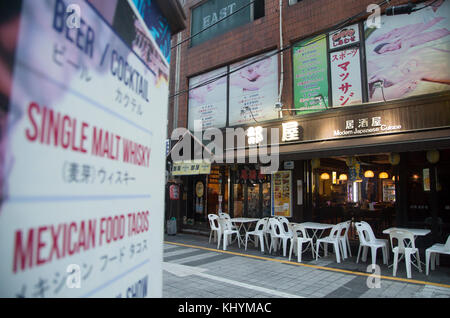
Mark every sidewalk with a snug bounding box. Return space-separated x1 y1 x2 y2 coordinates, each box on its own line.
163 233 450 298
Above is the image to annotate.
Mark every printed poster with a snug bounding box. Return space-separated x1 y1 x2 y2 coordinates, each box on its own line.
271 171 292 218
229 51 279 125
188 67 228 131
365 0 450 102
0 0 169 298
293 35 329 114
330 47 363 106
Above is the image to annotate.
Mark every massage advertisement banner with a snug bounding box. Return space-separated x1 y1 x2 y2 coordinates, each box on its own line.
330 47 363 107
365 0 450 102
293 35 329 115
229 51 279 126
0 0 169 298
271 171 292 218
188 67 228 131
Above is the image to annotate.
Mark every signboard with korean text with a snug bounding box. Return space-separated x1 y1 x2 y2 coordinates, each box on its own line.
330 47 363 107
188 67 228 131
171 161 212 176
229 51 279 126
271 171 292 218
365 0 450 102
0 0 170 298
293 35 329 115
329 24 360 50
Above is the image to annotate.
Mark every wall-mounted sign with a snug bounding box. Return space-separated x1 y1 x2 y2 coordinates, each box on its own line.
282 121 301 142
188 67 228 131
284 161 295 170
330 47 363 106
293 35 329 114
329 24 360 50
334 116 402 137
196 181 205 198
247 126 264 145
172 161 212 176
365 1 450 102
229 51 279 125
271 171 292 218
169 185 180 200
191 0 252 46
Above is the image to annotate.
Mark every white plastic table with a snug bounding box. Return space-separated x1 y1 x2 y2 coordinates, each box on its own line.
382 227 431 269
231 218 260 245
291 222 334 255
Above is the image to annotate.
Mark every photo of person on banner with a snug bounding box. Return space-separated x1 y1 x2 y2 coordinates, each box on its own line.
365 0 450 102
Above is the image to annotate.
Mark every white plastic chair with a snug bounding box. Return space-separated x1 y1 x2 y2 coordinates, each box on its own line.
289 224 314 263
355 221 389 267
389 229 422 279
316 223 343 263
221 217 241 251
245 218 269 253
268 218 292 257
425 235 450 276
208 214 223 249
219 212 237 230
338 220 352 259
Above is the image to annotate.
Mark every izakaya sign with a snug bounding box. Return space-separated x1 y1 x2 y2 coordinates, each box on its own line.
333 116 403 137
0 0 170 298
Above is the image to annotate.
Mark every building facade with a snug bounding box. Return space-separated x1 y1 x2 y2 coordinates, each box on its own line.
166 0 450 247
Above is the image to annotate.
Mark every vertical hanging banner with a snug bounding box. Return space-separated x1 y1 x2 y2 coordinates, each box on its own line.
188 67 228 131
0 0 171 298
293 35 329 115
330 47 363 106
229 51 279 125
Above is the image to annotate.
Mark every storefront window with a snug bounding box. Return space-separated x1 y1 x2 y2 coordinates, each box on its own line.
311 155 396 236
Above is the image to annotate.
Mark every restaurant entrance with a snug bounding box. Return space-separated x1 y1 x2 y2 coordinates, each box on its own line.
307 154 397 239
303 149 450 248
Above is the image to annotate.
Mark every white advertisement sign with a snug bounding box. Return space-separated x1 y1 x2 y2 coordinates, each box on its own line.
329 24 360 50
0 0 168 298
330 47 363 107
229 52 279 126
188 67 228 131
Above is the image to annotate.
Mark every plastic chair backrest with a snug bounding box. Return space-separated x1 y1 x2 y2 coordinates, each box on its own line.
338 221 351 237
269 218 284 237
221 217 235 231
276 216 292 235
219 212 231 220
389 229 415 252
444 235 450 251
328 223 342 239
254 218 268 233
208 214 221 232
356 222 377 244
292 224 309 239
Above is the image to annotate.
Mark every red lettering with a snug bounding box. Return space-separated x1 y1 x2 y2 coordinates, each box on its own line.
13 229 34 273
25 102 40 141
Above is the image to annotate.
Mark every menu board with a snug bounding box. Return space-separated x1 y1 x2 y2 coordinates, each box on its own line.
0 0 169 298
293 35 329 115
271 171 292 217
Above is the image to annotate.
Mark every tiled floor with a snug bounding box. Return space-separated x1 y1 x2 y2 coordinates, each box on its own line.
163 233 450 298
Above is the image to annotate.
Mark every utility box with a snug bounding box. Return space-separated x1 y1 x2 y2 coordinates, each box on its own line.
167 218 177 236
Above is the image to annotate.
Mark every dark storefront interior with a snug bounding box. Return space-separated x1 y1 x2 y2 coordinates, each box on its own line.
173 149 450 253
